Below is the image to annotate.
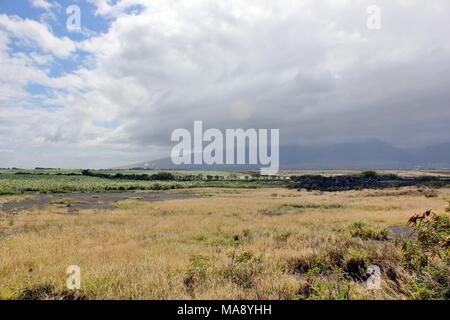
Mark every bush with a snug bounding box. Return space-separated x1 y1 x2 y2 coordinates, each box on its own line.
349 221 388 240
183 254 211 293
360 171 378 179
401 211 449 270
221 251 263 289
424 190 438 198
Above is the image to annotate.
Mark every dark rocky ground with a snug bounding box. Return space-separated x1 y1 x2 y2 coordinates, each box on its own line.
293 174 450 192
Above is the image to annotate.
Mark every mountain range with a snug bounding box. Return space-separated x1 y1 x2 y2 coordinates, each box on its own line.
119 140 450 170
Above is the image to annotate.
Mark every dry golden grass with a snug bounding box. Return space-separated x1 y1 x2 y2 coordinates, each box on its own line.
0 187 449 300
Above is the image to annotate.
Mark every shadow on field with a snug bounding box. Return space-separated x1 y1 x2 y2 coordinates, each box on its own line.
18 284 87 300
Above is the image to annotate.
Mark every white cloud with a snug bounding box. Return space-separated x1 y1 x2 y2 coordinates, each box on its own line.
1 0 450 167
88 0 147 17
29 0 62 23
29 0 57 11
0 14 76 58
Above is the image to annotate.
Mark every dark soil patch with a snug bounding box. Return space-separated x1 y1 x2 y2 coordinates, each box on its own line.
0 191 195 214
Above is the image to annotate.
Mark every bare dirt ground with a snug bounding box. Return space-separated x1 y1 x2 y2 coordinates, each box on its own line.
0 191 195 214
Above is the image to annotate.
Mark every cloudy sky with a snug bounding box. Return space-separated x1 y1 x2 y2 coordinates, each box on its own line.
0 0 449 168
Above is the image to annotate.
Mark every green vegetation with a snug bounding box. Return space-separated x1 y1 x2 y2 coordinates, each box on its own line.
400 212 449 271
360 170 378 178
349 221 388 240
2 169 449 195
0 169 286 195
397 212 450 299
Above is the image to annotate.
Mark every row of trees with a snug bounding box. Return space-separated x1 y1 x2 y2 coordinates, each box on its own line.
81 170 290 182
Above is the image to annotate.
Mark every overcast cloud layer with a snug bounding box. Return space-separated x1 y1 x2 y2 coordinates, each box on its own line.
0 0 449 168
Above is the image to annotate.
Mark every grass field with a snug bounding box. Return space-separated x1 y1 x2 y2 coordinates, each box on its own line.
0 171 284 195
0 184 449 300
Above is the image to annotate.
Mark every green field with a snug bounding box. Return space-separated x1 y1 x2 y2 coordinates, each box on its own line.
0 169 286 195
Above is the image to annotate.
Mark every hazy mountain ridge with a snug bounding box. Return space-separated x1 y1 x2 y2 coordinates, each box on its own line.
119 140 450 170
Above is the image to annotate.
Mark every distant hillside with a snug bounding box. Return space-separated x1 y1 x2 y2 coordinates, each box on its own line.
118 140 450 170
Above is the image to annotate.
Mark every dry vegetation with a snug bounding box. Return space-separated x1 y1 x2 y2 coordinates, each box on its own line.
0 187 449 300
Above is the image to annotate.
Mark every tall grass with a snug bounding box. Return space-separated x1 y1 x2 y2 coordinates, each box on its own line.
0 187 448 299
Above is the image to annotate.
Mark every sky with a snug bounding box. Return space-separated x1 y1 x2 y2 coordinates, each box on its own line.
0 0 449 168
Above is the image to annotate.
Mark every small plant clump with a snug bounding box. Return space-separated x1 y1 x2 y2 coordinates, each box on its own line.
397 210 450 299
183 254 211 295
349 221 388 241
401 210 449 271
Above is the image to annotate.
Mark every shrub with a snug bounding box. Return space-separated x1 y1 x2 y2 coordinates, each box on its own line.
183 254 211 293
284 249 344 276
304 272 352 300
424 190 438 198
360 171 378 179
400 211 449 271
399 210 449 299
221 251 263 289
349 221 388 240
